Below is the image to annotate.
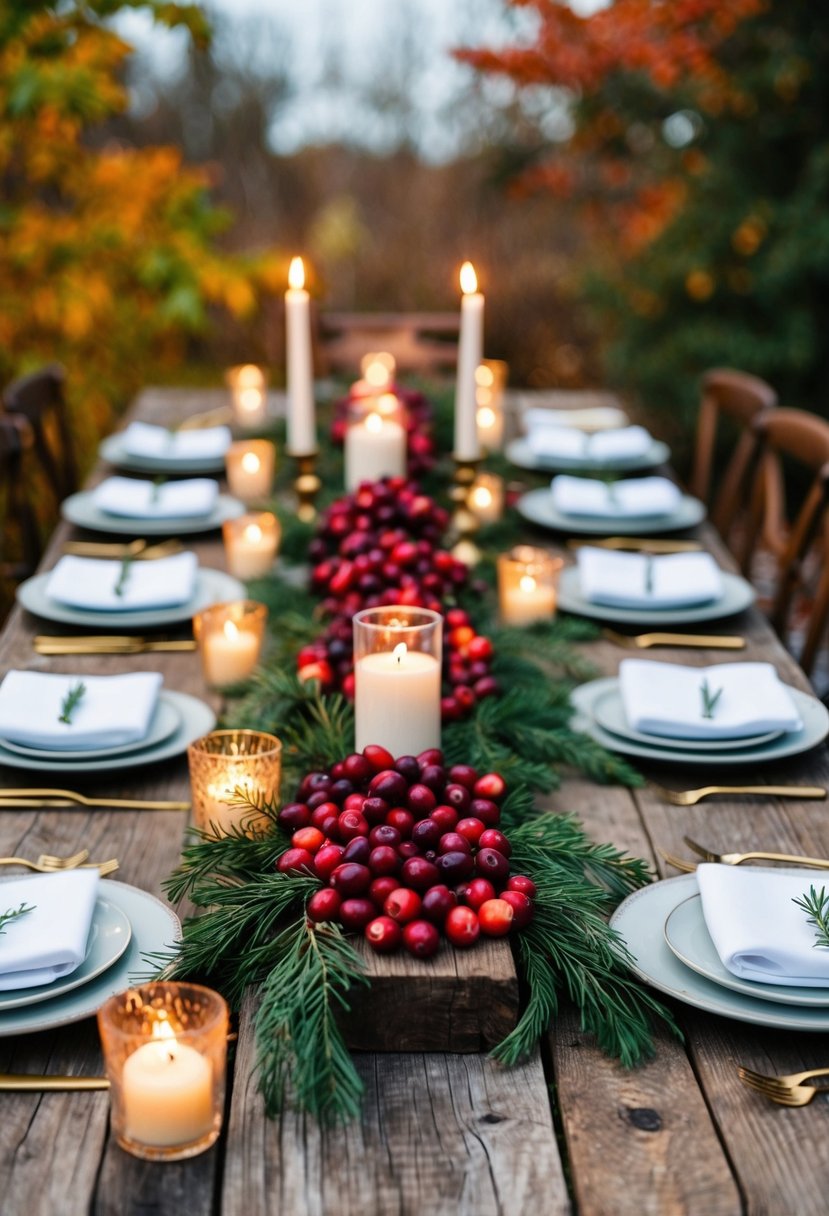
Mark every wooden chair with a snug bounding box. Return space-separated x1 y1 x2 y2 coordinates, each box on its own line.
0 415 41 581
740 408 829 676
690 368 777 540
319 312 460 377
2 364 77 502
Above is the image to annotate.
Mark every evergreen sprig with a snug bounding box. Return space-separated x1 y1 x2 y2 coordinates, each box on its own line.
58 681 86 724
0 901 34 937
793 886 829 949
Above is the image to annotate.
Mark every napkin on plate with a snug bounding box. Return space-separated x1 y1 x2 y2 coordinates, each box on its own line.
522 406 629 433
618 659 803 740
550 475 682 518
527 426 653 464
697 863 829 987
576 548 724 608
0 870 100 990
0 669 163 749
120 421 231 462
46 551 198 611
92 476 219 520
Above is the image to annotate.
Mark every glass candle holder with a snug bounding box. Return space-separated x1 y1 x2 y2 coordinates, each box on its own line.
193 600 267 688
97 982 229 1162
498 546 563 626
353 606 442 757
222 511 280 579
476 359 508 451
344 398 407 491
360 350 396 389
225 439 276 503
225 363 268 428
187 728 282 837
467 472 504 523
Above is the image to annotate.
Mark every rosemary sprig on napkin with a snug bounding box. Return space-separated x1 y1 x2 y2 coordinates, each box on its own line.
700 678 723 719
643 555 655 595
113 553 133 597
0 902 34 937
58 681 86 725
150 476 166 504
793 886 829 949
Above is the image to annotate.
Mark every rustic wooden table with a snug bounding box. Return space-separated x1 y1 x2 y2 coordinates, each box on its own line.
1 387 828 1215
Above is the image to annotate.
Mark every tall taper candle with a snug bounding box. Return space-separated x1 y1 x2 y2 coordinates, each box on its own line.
285 256 316 455
454 262 484 461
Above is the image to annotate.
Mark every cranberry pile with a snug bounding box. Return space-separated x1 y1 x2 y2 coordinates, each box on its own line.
330 386 437 477
297 479 499 720
276 747 535 958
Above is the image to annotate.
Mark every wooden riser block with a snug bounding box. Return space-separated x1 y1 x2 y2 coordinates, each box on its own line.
338 936 519 1052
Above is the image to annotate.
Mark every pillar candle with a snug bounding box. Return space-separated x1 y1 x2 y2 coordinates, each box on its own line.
285 257 316 455
122 1032 213 1148
344 410 407 491
454 262 484 460
355 643 441 756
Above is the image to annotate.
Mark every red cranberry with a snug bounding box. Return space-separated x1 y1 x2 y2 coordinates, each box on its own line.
474 676 499 699
467 635 493 661
416 748 444 768
455 817 485 846
330 862 371 896
368 845 400 876
343 753 373 783
307 888 341 923
479 828 511 858
342 836 371 865
369 876 399 907
338 810 369 841
412 819 442 850
447 764 478 790
385 808 414 838
369 770 408 805
369 824 400 848
454 686 476 713
421 884 456 924
363 744 395 772
277 802 311 832
500 890 534 929
445 905 480 948
444 783 471 812
403 919 440 959
401 856 440 891
397 841 419 860
292 826 325 853
277 847 314 875
478 898 514 937
436 850 474 882
307 790 334 811
384 887 422 924
507 875 538 899
438 832 471 855
339 898 377 930
469 798 500 827
474 773 506 801
476 848 510 884
394 755 421 783
407 783 437 817
314 843 345 881
311 801 341 830
301 771 333 797
365 916 402 954
328 779 354 804
461 877 497 910
362 796 389 825
343 793 367 812
430 806 458 832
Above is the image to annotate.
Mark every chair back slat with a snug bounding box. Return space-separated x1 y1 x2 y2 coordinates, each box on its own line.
3 364 76 501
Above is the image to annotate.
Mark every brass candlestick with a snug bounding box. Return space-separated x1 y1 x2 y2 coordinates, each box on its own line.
449 454 484 565
288 450 321 522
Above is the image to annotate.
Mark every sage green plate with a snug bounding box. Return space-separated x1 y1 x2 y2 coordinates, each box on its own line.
507 436 670 474
99 433 227 474
557 566 756 625
517 487 706 536
62 490 244 536
590 685 782 752
0 693 181 761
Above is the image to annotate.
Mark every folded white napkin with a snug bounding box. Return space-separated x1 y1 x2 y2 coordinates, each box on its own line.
92 476 219 519
577 548 724 608
46 551 198 611
619 659 803 740
120 421 231 461
522 406 629 433
550 475 682 518
697 864 829 987
0 669 163 749
527 426 653 463
0 871 99 990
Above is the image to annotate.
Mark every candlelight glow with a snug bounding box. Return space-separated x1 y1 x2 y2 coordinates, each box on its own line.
364 359 392 388
240 387 263 411
477 405 496 429
365 412 383 433
241 451 261 474
288 256 305 290
393 642 407 664
377 393 399 416
237 365 262 388
475 364 494 387
223 619 241 642
519 575 537 594
243 524 263 544
460 261 478 294
470 486 493 510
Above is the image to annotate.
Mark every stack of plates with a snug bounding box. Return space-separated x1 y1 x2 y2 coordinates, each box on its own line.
571 676 829 766
0 880 180 1036
517 487 706 536
99 432 227 475
611 874 829 1031
506 436 671 475
61 491 245 537
0 690 215 773
557 565 756 625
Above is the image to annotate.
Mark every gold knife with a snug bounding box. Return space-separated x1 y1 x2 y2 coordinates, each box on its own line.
34 636 197 655
61 540 184 560
603 628 746 650
0 1074 109 1091
0 788 190 811
568 537 703 553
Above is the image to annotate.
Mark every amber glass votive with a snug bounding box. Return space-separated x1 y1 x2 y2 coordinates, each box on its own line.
225 363 268 427
225 439 276 503
193 599 267 689
498 545 563 625
97 982 228 1161
187 728 282 837
222 511 280 579
467 472 504 523
476 359 507 451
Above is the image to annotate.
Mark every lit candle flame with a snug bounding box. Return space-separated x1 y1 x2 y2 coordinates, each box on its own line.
460 261 478 294
377 393 398 416
364 360 391 389
393 642 407 664
241 451 261 474
237 364 262 388
519 575 537 594
151 1017 177 1062
470 486 492 510
239 387 262 411
223 618 241 641
365 412 383 433
243 523 263 544
477 405 496 429
288 256 305 290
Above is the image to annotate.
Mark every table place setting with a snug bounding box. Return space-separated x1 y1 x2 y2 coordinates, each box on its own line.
517 473 707 535
99 420 232 475
508 422 671 474
571 657 829 765
62 477 245 537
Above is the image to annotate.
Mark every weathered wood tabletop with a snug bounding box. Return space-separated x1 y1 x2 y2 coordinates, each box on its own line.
1 387 828 1216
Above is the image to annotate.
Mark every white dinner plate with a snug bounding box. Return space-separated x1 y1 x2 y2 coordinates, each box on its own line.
0 895 131 1011
571 677 828 767
0 881 180 1036
517 487 706 536
17 567 244 629
99 433 227 474
590 686 782 752
557 566 756 624
0 694 181 761
610 874 829 1030
62 490 245 536
506 436 671 474
0 689 215 773
665 893 829 1007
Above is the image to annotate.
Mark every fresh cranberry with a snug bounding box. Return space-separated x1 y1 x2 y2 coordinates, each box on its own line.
436 850 474 881
500 890 534 929
342 836 371 865
479 828 511 858
443 783 471 812
343 753 373 783
401 856 440 890
455 817 486 846
300 771 333 798
441 695 462 722
437 832 471 855
478 898 514 937
369 876 399 907
369 824 400 848
307 790 335 811
507 875 538 899
447 764 478 790
277 847 314 875
406 783 437 817
402 919 440 959
420 884 457 924
313 843 344 881
369 770 408 805
368 845 400 876
384 887 422 924
362 796 389 825
328 779 354 805
469 798 500 827
411 819 442 850
307 888 341 923
292 826 325 853
330 862 372 896
454 686 476 713
467 635 493 662
430 806 458 832
277 802 311 832
461 877 497 909
343 793 368 812
339 898 377 930
418 764 447 793
445 905 480 948
394 755 421 783
397 841 419 860
474 773 506 801
476 848 510 884
474 676 499 699
416 748 444 768
338 810 369 841
363 744 395 772
365 916 402 954
385 808 414 838
311 801 341 830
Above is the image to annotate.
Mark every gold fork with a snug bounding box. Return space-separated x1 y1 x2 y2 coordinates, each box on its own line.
0 854 119 876
568 537 703 553
738 1065 829 1106
603 628 745 650
0 787 189 811
682 835 829 869
650 783 827 807
61 539 183 560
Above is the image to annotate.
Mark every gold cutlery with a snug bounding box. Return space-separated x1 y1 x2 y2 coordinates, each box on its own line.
660 850 700 873
651 783 827 807
682 835 829 869
568 537 703 553
61 539 183 560
738 1065 829 1107
603 628 745 650
0 1074 110 1092
0 787 190 811
0 855 119 875
34 635 197 655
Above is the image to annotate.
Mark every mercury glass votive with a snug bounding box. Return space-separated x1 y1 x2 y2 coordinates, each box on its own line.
222 511 280 579
225 439 276 503
193 600 267 689
498 545 563 626
353 606 442 757
467 472 504 523
225 363 268 428
187 728 282 837
97 982 229 1162
476 359 508 451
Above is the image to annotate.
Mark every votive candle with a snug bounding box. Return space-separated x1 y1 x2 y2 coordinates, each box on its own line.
193 600 267 688
498 546 563 625
225 439 276 503
187 728 282 837
226 364 267 428
222 512 280 579
467 472 504 523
